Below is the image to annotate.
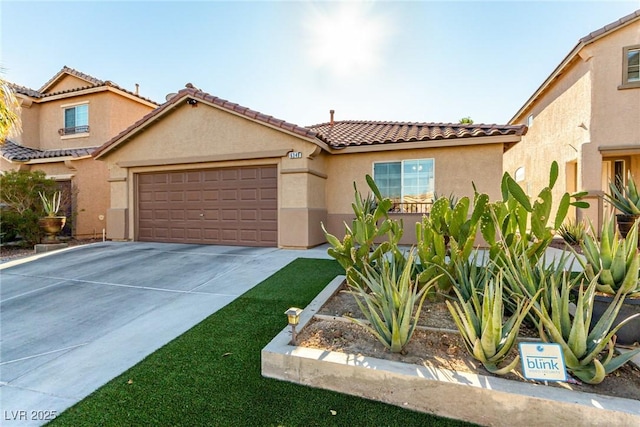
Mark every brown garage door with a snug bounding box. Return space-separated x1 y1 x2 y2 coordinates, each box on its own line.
137 166 277 246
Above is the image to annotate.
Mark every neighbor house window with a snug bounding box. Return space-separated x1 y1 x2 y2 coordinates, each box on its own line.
373 159 434 213
61 103 89 135
620 45 640 89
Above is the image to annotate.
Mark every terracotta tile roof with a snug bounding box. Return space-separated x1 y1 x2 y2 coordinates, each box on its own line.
1 140 97 162
579 9 639 44
308 120 527 148
93 85 318 158
39 65 104 92
94 85 525 159
11 66 159 105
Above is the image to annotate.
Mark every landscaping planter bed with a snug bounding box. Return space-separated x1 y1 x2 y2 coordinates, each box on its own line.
262 276 640 426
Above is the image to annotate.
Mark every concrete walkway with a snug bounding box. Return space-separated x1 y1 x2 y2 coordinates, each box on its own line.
0 242 331 426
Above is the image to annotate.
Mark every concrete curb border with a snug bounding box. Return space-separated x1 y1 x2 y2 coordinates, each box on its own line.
262 276 640 426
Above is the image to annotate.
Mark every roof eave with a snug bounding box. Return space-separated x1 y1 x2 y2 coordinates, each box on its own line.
326 134 522 154
94 90 327 160
509 10 640 124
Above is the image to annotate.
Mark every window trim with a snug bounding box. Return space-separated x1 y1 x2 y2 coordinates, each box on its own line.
372 158 435 213
60 101 90 137
619 44 640 90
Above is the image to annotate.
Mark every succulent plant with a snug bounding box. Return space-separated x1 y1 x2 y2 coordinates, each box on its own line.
323 175 405 287
529 276 640 384
603 171 640 215
557 219 587 246
499 247 580 329
416 192 488 292
579 214 640 297
446 266 540 375
38 191 62 217
479 161 588 263
346 250 436 353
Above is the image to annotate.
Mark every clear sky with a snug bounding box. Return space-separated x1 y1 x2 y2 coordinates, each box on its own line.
2 1 639 127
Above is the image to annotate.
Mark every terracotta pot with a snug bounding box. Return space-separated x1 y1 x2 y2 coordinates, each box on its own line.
590 294 640 346
38 216 66 243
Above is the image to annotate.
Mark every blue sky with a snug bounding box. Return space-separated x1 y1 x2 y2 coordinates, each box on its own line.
2 1 639 126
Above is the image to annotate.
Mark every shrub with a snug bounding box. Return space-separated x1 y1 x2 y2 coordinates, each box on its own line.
0 170 58 245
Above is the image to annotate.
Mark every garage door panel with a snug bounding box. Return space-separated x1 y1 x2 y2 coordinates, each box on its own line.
221 189 238 201
261 188 277 200
138 166 277 246
186 172 201 183
221 170 238 181
260 209 277 222
240 210 257 221
202 190 219 201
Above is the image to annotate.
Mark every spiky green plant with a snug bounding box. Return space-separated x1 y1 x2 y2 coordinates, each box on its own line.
323 175 404 287
603 171 640 215
479 161 588 264
499 248 580 328
38 190 62 217
446 266 540 375
346 250 436 353
558 219 587 246
579 214 640 297
416 192 488 291
530 276 640 384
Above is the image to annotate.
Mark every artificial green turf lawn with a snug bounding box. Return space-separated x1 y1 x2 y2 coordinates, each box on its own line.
50 258 472 427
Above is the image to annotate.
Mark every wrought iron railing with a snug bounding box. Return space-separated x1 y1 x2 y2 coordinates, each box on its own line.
59 125 90 135
389 201 433 214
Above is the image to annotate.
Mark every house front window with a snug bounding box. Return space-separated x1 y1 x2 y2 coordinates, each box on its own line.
620 45 640 89
61 104 89 135
373 159 434 213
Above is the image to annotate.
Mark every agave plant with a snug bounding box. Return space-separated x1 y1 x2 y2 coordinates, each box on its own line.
557 219 587 246
499 248 580 329
346 250 436 353
603 171 640 215
530 276 640 384
446 266 540 375
38 191 62 217
579 214 640 297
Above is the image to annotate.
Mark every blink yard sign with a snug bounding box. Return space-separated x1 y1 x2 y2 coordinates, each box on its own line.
519 342 567 382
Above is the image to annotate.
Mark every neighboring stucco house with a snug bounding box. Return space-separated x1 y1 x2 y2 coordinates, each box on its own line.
504 10 640 230
1 66 159 238
93 85 526 248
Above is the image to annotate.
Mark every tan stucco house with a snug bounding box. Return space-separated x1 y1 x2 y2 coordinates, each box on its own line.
93 85 526 248
1 67 159 238
504 10 640 230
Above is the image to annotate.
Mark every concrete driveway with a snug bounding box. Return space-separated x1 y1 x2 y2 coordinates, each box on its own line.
0 241 330 426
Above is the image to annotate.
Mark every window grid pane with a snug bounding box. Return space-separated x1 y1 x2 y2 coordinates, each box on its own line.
628 49 639 82
374 159 434 212
75 104 89 126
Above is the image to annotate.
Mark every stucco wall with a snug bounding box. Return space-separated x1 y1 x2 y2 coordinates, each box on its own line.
34 91 153 150
4 83 156 240
505 19 640 229
589 24 640 146
0 158 109 239
45 75 93 93
324 143 505 244
14 99 40 146
504 57 590 221
100 102 329 248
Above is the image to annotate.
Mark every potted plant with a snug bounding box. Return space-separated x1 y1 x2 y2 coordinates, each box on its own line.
38 191 66 243
579 214 640 345
603 171 640 239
